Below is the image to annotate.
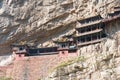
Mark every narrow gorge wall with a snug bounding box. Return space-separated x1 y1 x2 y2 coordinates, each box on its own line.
1 0 120 79
0 0 120 54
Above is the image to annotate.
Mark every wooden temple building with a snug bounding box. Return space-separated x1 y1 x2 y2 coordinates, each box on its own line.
102 6 120 22
11 43 77 60
11 44 58 60
75 15 106 47
11 44 29 60
28 47 58 56
53 35 78 57
74 6 120 47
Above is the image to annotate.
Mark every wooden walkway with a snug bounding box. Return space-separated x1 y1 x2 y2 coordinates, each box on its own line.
76 29 103 37
78 38 104 47
102 14 120 22
76 20 101 29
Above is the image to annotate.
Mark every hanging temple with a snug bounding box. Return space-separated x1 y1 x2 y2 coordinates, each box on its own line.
11 6 120 60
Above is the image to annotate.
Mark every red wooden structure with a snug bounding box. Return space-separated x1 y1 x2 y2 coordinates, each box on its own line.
15 50 27 60
54 36 78 57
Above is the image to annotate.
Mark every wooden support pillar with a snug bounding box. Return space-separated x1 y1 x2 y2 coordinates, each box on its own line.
90 35 92 45
98 23 100 29
77 38 78 44
116 19 118 31
85 27 86 33
110 23 112 34
104 23 107 35
94 16 96 21
97 33 99 39
37 49 39 53
100 23 102 29
100 32 101 39
78 38 79 44
90 26 92 31
85 36 86 42
91 35 92 41
96 33 98 40
86 19 87 24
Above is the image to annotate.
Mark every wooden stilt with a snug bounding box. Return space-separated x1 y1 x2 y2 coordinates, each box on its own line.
100 32 101 39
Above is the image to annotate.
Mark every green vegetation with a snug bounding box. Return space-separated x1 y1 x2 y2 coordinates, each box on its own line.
48 56 85 73
0 77 12 80
56 56 85 69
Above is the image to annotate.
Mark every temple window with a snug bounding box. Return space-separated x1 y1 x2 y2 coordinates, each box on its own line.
19 54 21 57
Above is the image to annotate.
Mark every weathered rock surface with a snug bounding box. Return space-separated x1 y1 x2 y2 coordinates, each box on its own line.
0 0 120 54
1 0 120 79
48 50 120 80
47 8 120 80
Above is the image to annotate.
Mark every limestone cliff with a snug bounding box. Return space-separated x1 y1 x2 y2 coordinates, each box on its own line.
0 0 120 80
47 12 120 80
0 0 120 54
47 51 120 80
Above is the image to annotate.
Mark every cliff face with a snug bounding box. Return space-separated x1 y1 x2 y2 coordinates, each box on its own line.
0 0 120 80
47 16 120 80
48 51 120 80
0 0 120 54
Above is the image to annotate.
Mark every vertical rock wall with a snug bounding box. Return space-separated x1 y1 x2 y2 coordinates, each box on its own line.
0 0 120 54
47 18 120 80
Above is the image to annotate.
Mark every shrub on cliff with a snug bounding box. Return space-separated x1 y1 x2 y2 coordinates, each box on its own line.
0 77 12 80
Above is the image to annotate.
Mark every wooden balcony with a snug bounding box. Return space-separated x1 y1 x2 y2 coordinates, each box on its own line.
57 47 69 50
76 20 102 29
75 29 103 37
114 9 120 12
102 14 120 22
77 38 104 47
37 52 58 55
114 8 120 12
58 46 77 50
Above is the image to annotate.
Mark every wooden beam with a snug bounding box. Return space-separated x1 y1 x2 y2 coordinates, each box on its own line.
76 20 102 29
75 29 103 37
78 38 105 47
